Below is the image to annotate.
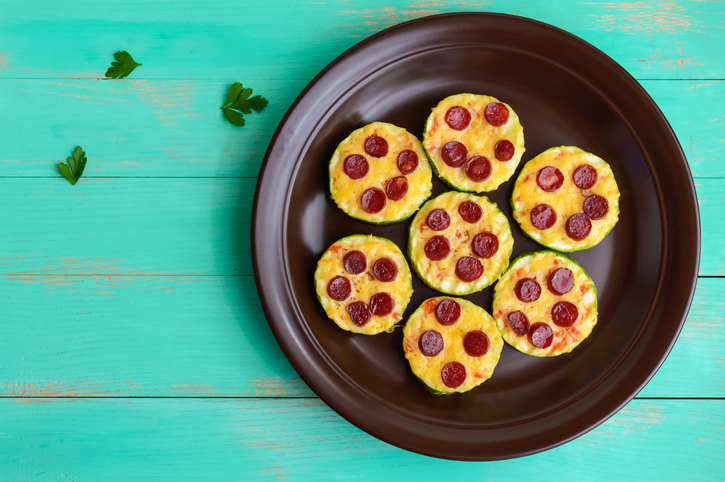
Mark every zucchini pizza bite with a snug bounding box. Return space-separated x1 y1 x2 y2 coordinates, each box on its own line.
511 146 620 252
422 93 525 193
408 191 513 295
403 297 503 394
314 235 413 335
329 122 433 224
492 250 598 357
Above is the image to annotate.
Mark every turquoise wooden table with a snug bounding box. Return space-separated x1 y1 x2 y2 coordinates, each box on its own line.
1 0 723 479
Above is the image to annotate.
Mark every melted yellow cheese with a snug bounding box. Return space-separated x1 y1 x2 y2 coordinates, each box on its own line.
491 251 598 357
403 297 503 394
423 93 525 193
314 235 413 335
408 191 513 295
329 122 432 224
511 146 620 251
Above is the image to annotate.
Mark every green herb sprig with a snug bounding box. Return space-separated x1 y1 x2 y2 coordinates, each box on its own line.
58 146 87 185
106 51 142 79
220 82 269 127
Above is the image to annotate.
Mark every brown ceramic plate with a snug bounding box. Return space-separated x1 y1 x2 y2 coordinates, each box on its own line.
252 13 700 460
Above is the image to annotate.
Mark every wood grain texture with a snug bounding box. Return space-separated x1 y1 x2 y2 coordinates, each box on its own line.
0 398 723 480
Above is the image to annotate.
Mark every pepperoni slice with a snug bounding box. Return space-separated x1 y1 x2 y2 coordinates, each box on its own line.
364 136 388 158
530 204 557 230
463 331 489 357
507 311 530 336
348 301 370 326
552 301 579 327
343 154 369 179
536 166 564 192
445 106 471 131
442 141 468 167
528 322 554 349
573 164 598 189
494 140 515 161
327 276 351 301
566 213 592 240
343 250 367 275
426 209 450 231
361 188 386 214
370 292 394 317
424 236 450 261
458 201 483 223
465 156 492 182
484 102 509 126
397 150 419 175
584 195 609 219
385 176 408 201
435 299 461 325
548 268 574 295
441 362 466 388
515 278 541 302
456 256 483 282
373 258 397 282
472 232 499 259
419 330 444 357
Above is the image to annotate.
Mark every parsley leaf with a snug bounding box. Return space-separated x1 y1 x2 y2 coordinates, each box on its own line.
105 51 142 79
220 82 269 127
58 146 88 185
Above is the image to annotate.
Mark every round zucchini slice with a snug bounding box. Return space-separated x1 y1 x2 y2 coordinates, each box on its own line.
403 297 503 394
408 191 513 295
329 122 433 224
511 146 620 252
491 250 598 357
314 235 413 335
422 93 525 193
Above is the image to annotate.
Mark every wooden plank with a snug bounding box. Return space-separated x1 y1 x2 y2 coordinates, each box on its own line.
0 398 722 480
0 178 721 276
1 79 722 178
1 0 723 80
0 275 721 398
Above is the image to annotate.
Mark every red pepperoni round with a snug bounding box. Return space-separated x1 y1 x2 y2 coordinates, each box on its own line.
364 136 388 158
369 292 394 317
348 301 370 327
530 204 557 230
536 166 564 192
327 276 351 301
494 140 515 161
343 154 369 179
472 232 499 259
361 188 386 214
385 176 408 201
507 311 530 336
465 156 492 182
426 209 450 231
463 331 489 357
484 102 509 126
372 258 397 282
548 268 574 295
441 362 466 388
552 301 579 327
419 330 444 357
343 250 367 275
397 150 419 175
515 278 541 302
435 299 461 326
458 201 482 223
445 106 471 130
442 141 468 167
424 236 450 261
573 164 598 189
566 213 592 240
584 195 609 219
456 256 483 282
528 322 554 349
